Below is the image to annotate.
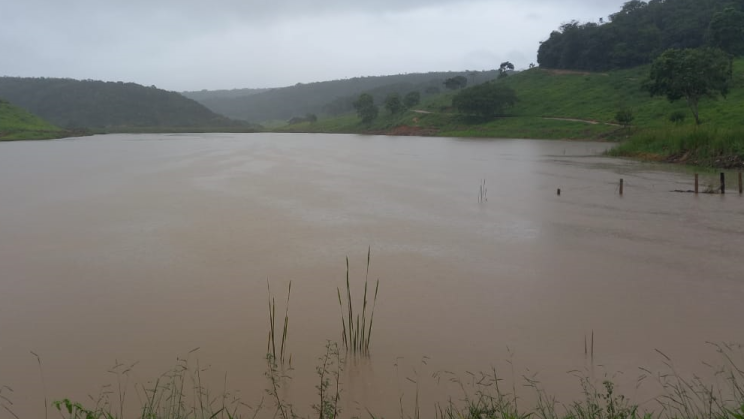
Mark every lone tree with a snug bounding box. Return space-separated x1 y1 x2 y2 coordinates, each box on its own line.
444 76 468 90
499 61 515 78
353 93 379 123
452 83 518 118
645 48 732 125
384 93 404 114
403 91 421 108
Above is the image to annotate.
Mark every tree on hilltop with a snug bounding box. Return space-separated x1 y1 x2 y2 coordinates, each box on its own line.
499 62 515 78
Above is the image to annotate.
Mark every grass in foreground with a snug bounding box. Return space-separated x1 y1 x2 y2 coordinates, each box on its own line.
3 343 742 419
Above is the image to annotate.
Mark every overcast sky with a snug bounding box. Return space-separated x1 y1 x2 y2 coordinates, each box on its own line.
1 0 625 91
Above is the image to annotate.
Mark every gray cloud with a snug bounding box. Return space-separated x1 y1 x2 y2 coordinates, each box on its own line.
0 0 626 90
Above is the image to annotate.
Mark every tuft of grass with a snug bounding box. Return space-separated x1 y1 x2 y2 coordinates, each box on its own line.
337 247 380 355
313 342 344 419
265 353 293 419
53 350 251 419
267 280 292 366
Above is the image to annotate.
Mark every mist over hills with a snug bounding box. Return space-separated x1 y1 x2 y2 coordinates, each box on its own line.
181 87 272 102
182 70 501 123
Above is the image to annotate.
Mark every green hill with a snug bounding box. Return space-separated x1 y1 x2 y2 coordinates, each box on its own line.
0 77 256 130
491 61 744 130
277 60 744 167
0 99 68 140
186 71 500 123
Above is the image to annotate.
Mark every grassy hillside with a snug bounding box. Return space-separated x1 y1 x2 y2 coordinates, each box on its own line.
0 77 257 130
0 99 69 140
277 59 744 167
188 71 500 123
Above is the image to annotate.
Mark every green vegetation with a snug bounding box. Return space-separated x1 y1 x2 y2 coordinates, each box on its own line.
0 99 70 141
444 75 468 90
645 48 732 125
3 0 742 168
181 87 271 101
615 109 635 127
452 84 517 117
384 93 404 115
267 281 292 366
4 342 741 419
607 127 744 167
276 57 744 167
499 61 515 78
352 93 379 124
0 77 251 129
708 7 744 56
403 91 421 108
337 249 379 354
537 0 743 71
187 71 500 123
2 258 741 419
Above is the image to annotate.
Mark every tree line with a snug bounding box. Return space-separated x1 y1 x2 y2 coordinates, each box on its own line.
352 73 519 124
537 0 744 71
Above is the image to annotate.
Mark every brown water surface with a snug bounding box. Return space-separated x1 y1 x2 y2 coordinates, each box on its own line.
0 133 742 418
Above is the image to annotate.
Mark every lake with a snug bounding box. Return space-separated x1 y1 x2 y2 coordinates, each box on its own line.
0 133 742 418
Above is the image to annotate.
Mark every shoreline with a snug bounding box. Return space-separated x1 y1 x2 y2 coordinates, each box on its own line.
5 127 743 170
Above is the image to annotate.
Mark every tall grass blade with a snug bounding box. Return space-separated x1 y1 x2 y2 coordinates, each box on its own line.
346 256 354 350
365 279 380 352
339 249 381 354
280 281 292 364
337 287 348 349
271 298 277 360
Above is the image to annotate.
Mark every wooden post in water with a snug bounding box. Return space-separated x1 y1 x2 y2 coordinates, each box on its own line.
619 179 624 195
721 172 726 194
557 188 561 196
694 174 699 194
739 171 743 194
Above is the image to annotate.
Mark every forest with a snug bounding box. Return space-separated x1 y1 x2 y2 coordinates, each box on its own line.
0 77 250 129
537 0 744 71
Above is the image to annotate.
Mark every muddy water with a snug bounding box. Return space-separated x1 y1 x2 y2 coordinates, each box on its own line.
0 133 742 418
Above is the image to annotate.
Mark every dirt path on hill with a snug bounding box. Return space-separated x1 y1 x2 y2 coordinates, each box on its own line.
544 117 621 127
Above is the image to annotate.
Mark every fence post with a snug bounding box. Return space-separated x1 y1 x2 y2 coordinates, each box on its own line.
619 179 624 195
721 173 726 195
739 171 742 194
694 174 699 194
